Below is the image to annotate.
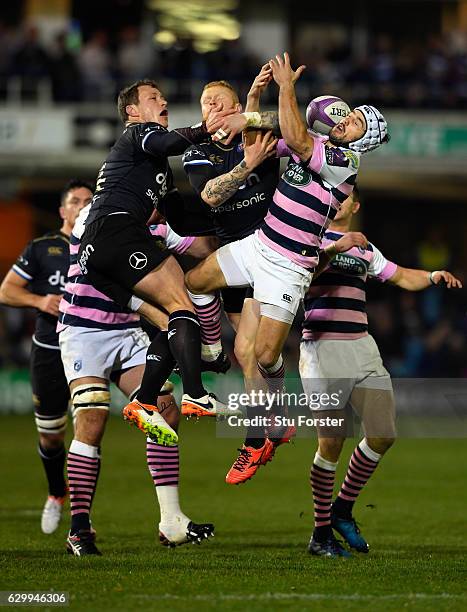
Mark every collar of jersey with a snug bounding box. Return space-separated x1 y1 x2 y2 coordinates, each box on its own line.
214 134 241 151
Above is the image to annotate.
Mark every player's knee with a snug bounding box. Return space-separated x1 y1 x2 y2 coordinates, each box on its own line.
72 383 110 445
366 436 395 455
185 268 201 293
75 409 109 445
318 437 345 462
39 431 66 451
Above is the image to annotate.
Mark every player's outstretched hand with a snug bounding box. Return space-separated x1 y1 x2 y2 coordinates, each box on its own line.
207 108 246 144
269 52 305 87
334 232 368 254
431 270 463 289
247 63 273 101
243 131 278 170
38 293 62 316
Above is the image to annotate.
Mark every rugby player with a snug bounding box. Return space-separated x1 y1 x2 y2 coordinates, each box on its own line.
76 79 228 438
301 186 462 557
182 68 278 381
0 179 92 534
60 204 215 556
186 52 389 481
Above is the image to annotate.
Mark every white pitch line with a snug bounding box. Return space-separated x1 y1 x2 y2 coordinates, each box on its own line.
130 592 466 602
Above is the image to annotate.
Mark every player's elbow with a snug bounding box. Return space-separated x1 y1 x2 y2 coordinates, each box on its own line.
201 190 220 208
0 284 10 304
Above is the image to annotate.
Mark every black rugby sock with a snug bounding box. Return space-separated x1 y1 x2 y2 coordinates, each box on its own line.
38 444 67 498
167 310 205 398
137 331 176 405
244 405 267 449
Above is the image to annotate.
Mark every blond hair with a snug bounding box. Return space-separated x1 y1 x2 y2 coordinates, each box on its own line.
201 80 239 105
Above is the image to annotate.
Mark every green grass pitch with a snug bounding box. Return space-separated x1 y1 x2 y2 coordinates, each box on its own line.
1 414 466 611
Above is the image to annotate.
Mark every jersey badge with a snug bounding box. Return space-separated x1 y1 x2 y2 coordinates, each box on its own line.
332 253 368 275
283 162 312 187
48 246 63 256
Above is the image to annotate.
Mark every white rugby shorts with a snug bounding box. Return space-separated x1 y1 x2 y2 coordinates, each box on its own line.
216 231 312 318
299 334 393 410
59 325 149 384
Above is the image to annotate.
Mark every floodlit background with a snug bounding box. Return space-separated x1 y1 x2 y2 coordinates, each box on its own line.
0 3 466 607
0 0 466 403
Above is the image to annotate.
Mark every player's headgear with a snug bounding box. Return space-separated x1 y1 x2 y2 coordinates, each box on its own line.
349 105 390 154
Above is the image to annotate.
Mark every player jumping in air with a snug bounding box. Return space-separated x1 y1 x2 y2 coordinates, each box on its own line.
76 79 229 443
302 186 462 557
186 52 389 483
0 180 92 534
182 68 279 387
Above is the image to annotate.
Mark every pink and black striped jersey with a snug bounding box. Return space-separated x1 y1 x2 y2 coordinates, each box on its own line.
302 230 397 340
57 205 195 332
258 134 360 270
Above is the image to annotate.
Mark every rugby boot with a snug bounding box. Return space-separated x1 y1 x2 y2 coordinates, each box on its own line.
201 352 231 374
225 440 274 484
173 352 231 376
181 393 230 418
123 400 178 446
308 533 351 558
159 516 215 548
331 506 369 553
66 529 102 556
260 424 297 465
41 494 67 534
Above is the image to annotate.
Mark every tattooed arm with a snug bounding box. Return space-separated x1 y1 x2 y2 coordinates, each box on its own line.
207 109 281 144
201 160 251 207
202 131 277 207
201 131 277 208
246 111 281 138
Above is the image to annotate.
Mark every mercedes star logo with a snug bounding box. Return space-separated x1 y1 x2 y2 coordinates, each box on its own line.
129 251 148 270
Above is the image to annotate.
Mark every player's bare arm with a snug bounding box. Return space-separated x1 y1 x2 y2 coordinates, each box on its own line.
245 64 272 112
388 266 463 290
0 270 61 316
207 108 280 144
202 131 277 207
269 52 310 160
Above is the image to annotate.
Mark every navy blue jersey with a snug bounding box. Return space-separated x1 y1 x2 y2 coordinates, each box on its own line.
183 136 280 245
86 121 208 227
13 231 69 347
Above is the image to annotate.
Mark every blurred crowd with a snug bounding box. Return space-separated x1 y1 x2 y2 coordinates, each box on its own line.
1 227 465 378
1 22 467 108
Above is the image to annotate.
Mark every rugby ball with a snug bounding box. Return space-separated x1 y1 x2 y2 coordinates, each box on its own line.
306 95 350 134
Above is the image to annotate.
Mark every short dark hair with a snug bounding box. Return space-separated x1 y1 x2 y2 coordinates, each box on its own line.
61 179 94 204
117 79 159 123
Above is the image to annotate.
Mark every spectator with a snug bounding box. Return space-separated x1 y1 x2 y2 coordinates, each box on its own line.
49 32 82 102
116 26 155 87
78 30 113 100
10 25 51 99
